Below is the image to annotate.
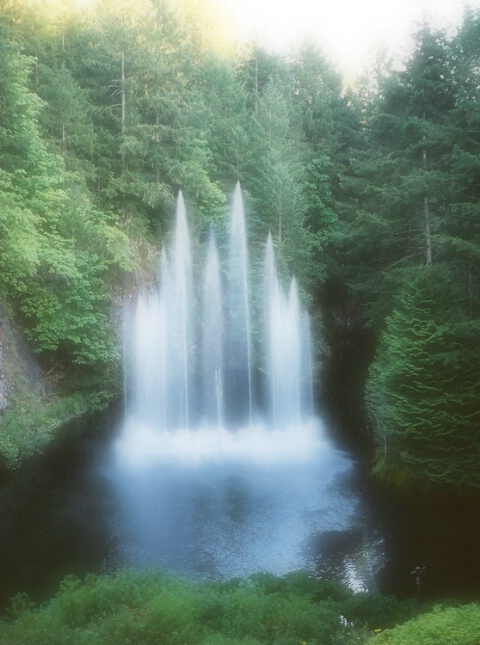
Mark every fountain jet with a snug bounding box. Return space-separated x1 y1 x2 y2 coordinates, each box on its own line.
124 185 315 455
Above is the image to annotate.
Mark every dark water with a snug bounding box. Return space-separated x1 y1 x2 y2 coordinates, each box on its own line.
1 413 479 614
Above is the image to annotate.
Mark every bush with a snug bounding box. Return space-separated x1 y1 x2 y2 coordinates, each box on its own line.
341 591 418 630
0 392 106 467
373 603 480 644
0 570 417 645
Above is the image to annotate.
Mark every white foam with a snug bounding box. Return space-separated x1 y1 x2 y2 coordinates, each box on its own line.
113 416 337 470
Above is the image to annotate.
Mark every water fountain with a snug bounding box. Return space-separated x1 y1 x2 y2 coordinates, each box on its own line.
118 183 316 464
110 185 377 585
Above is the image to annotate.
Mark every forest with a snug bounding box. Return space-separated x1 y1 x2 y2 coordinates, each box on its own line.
1 1 480 642
1 0 480 485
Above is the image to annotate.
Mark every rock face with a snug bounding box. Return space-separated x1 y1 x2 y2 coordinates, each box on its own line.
0 301 46 415
0 339 7 411
0 305 15 414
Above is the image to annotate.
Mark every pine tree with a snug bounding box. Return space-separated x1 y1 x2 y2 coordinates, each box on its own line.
247 80 313 288
367 267 480 487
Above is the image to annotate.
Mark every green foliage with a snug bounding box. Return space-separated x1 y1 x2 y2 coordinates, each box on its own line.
0 570 418 645
341 592 417 631
0 392 108 468
367 267 480 487
247 79 314 289
373 603 480 645
322 10 480 486
2 0 480 487
0 14 132 385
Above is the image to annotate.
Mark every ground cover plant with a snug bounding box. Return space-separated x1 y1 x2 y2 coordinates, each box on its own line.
373 602 480 645
0 569 421 645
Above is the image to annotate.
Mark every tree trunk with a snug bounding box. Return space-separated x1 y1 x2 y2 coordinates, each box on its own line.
62 123 67 172
121 49 126 169
423 195 432 265
467 252 473 318
422 144 433 265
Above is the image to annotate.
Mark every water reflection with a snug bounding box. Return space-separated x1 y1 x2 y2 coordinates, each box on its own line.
105 420 386 589
310 528 385 591
2 415 480 615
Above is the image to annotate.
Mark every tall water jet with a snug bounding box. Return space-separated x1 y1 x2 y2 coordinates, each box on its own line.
112 186 364 586
122 184 316 453
168 191 194 429
264 235 303 428
202 233 224 427
301 312 315 416
126 192 195 433
130 292 165 428
226 183 254 424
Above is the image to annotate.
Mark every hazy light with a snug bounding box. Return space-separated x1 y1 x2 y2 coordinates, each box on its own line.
226 0 480 74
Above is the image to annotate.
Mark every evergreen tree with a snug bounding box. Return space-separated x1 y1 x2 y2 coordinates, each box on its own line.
367 267 480 487
194 56 251 194
247 79 313 288
442 8 480 320
290 42 345 286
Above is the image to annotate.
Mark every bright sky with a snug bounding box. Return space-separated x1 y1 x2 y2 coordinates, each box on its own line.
226 0 480 75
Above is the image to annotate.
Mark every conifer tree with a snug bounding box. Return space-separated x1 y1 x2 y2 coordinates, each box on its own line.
367 267 480 487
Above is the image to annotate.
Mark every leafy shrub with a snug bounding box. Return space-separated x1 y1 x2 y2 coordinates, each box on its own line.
373 603 480 644
0 570 421 645
0 392 105 467
341 591 418 630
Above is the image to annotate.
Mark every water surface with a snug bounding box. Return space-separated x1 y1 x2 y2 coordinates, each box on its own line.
104 418 384 589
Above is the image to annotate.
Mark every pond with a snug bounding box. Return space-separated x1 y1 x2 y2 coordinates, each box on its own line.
0 410 479 614
106 417 383 588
